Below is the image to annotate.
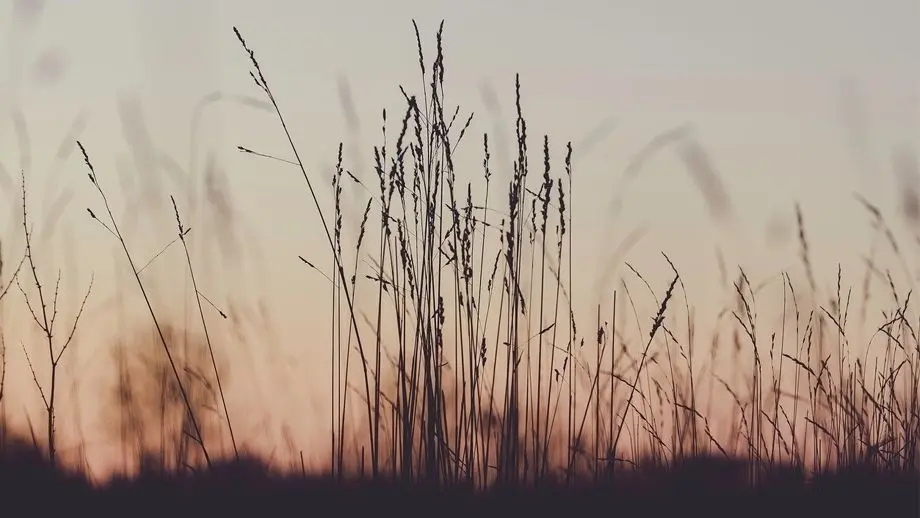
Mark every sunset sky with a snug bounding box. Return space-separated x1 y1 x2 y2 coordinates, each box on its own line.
0 0 916 474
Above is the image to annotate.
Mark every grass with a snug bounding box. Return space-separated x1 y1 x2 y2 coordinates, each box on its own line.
0 19 917 517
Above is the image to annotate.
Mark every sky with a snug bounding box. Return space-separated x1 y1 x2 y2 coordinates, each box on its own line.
0 0 917 475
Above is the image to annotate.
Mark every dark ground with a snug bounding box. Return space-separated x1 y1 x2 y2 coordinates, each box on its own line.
0 441 915 518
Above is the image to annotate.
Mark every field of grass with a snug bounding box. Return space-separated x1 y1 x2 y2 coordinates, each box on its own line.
0 20 917 517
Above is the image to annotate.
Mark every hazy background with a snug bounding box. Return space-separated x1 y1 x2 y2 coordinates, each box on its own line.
0 0 916 474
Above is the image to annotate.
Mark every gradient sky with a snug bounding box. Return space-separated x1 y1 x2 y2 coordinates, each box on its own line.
0 0 917 473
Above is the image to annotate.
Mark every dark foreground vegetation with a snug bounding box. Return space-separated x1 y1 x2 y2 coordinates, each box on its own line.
0 432 916 517
0 17 917 517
